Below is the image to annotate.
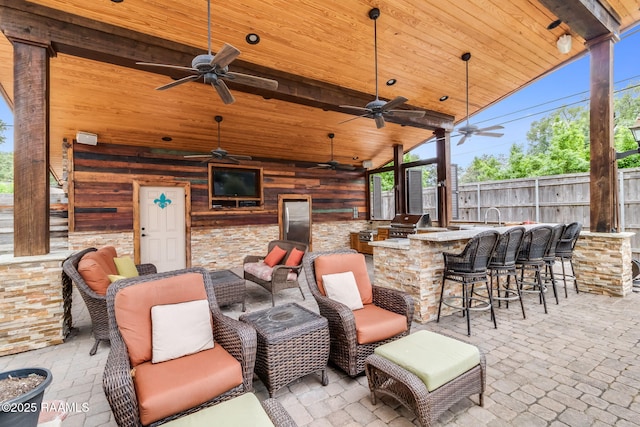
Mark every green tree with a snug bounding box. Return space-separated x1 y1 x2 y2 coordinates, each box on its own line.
461 84 639 182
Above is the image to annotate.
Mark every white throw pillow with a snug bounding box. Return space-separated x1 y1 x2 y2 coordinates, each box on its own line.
322 271 364 310
151 299 214 363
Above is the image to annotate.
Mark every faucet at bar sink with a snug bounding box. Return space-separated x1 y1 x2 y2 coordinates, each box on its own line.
484 207 502 226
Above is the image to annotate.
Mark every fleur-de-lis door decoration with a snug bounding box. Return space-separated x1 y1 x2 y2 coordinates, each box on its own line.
154 193 172 209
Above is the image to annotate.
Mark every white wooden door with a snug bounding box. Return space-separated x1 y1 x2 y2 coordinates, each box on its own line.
139 186 186 272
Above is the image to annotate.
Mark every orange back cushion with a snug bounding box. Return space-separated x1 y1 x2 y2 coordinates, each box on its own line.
314 253 373 304
77 246 119 295
114 272 209 367
264 245 287 267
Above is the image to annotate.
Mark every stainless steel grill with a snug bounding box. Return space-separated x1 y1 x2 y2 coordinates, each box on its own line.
358 230 377 242
389 214 431 239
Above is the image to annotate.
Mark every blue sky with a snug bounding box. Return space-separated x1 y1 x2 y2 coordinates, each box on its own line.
414 26 640 168
0 27 639 162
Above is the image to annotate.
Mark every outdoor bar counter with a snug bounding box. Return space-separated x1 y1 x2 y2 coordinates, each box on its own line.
369 225 635 323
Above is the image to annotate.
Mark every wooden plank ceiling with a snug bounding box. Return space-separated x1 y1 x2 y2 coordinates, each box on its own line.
1 0 639 173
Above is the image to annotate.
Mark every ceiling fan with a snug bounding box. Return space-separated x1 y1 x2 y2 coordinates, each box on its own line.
136 0 278 105
456 52 504 146
184 115 252 164
312 133 356 171
339 8 426 129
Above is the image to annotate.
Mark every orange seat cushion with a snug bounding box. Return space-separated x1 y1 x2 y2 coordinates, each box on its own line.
133 346 243 425
314 253 373 304
114 272 208 366
352 304 408 344
77 246 119 295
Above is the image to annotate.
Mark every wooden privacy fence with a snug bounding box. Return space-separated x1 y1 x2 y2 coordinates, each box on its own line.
378 167 640 256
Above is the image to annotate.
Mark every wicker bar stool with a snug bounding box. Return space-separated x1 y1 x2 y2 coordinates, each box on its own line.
437 230 500 336
542 224 565 303
555 222 582 297
488 226 526 319
516 225 554 313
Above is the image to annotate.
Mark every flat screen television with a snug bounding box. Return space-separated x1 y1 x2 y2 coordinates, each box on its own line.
211 166 261 198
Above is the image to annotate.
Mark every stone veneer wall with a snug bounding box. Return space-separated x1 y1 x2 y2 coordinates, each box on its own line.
374 238 469 323
69 220 365 271
572 231 634 297
0 252 73 356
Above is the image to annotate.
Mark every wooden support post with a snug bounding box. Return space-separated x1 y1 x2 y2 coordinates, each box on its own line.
393 144 404 214
12 40 51 256
435 129 451 227
587 35 617 233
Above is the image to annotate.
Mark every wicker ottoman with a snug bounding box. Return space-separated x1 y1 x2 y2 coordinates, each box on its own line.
240 302 329 397
162 393 297 427
209 269 246 311
364 330 486 427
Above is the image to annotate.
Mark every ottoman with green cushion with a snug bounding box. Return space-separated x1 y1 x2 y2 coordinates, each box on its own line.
162 393 297 427
364 330 486 427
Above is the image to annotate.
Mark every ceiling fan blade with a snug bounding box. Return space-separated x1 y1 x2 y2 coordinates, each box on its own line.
374 115 386 129
478 124 504 132
212 80 236 104
136 62 199 73
156 74 201 91
211 43 241 68
475 131 504 138
226 153 253 160
381 96 408 111
339 105 372 114
457 135 469 146
224 156 242 164
226 72 278 91
184 154 212 158
336 164 357 171
386 109 427 118
338 113 371 125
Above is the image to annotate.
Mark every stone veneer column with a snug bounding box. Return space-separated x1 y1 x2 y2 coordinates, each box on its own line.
573 231 634 297
0 252 72 356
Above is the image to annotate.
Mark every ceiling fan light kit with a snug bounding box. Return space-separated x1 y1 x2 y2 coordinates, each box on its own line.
338 8 426 129
136 0 277 104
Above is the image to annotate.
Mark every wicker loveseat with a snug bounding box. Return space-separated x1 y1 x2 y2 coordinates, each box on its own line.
62 247 157 355
303 249 414 377
103 267 257 427
243 240 308 306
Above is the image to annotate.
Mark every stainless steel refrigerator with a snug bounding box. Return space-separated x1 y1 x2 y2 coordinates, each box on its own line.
278 194 312 250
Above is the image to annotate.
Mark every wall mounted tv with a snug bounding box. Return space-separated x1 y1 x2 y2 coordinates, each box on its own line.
208 164 263 208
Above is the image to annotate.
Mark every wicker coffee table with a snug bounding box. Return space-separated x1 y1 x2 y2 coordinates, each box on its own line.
239 302 330 397
209 270 246 311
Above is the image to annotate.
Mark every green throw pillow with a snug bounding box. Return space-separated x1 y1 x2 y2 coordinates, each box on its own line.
108 274 127 283
113 256 139 278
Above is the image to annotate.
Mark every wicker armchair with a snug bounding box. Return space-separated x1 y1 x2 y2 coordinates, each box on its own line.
62 247 157 355
103 267 257 427
243 240 308 306
302 249 414 377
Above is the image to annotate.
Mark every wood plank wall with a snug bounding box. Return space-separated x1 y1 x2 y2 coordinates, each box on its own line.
70 143 367 232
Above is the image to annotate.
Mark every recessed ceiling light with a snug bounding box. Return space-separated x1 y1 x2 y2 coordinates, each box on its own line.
245 33 260 45
111 0 124 3
547 19 562 30
161 136 172 142
386 78 397 86
439 95 449 101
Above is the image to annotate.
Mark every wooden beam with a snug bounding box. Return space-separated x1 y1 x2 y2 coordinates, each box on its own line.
588 36 616 232
12 39 50 255
393 144 404 214
436 129 451 228
538 0 621 40
0 1 454 132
